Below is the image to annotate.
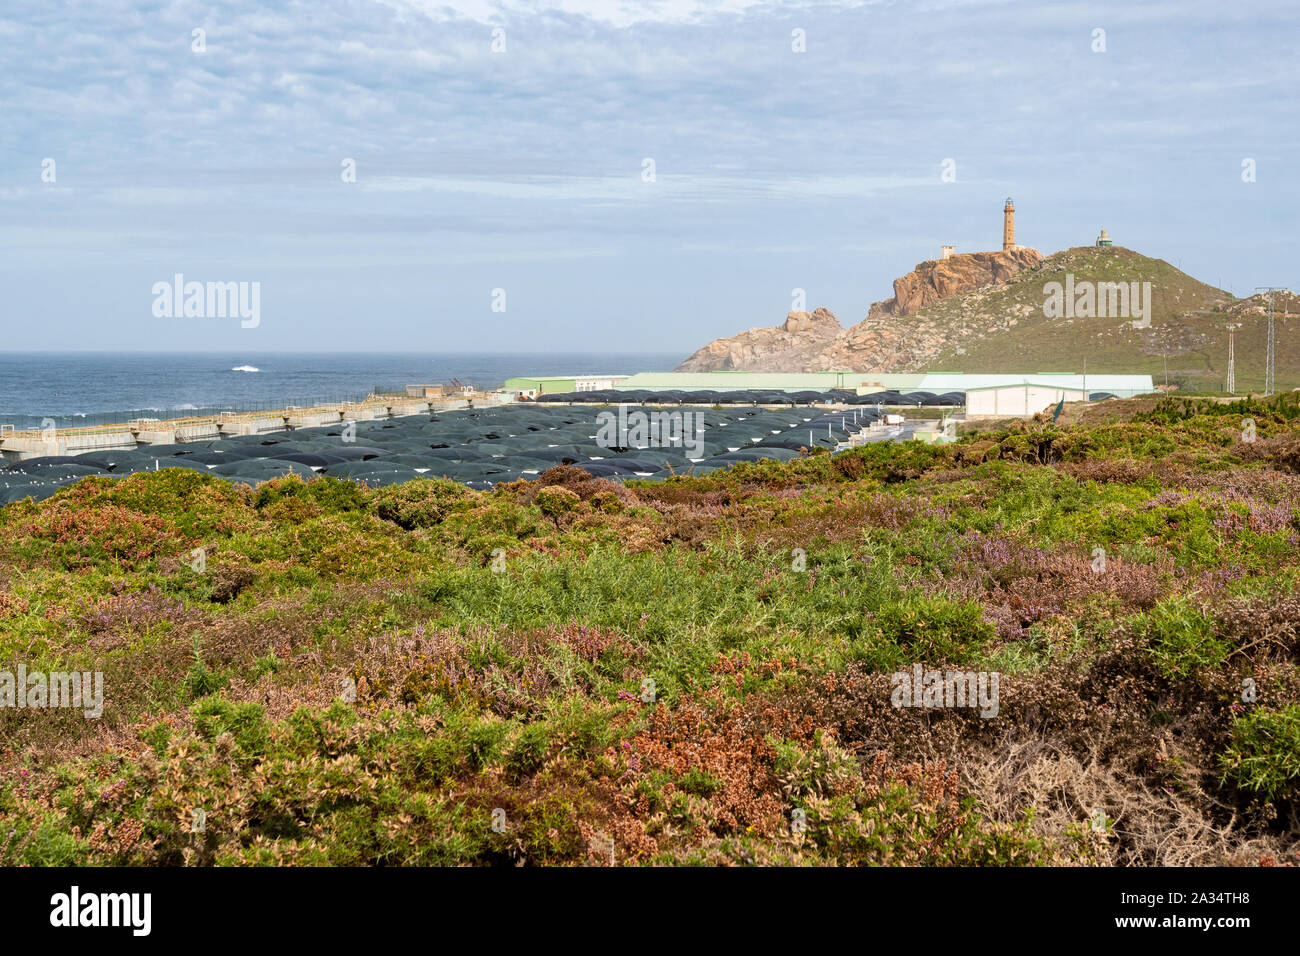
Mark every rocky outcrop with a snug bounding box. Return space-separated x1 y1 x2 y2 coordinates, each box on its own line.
675 307 844 372
867 249 1043 319
675 249 1042 373
671 246 1239 384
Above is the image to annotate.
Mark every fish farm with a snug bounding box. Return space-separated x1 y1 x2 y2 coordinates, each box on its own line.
0 403 902 503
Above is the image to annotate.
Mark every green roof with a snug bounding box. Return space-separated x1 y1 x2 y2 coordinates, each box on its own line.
616 372 872 392
504 370 1155 397
964 381 1089 392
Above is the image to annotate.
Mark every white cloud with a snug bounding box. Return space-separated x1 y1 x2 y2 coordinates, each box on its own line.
378 0 877 29
362 172 929 201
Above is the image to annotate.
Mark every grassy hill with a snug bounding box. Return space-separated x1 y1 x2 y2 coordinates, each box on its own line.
913 247 1296 393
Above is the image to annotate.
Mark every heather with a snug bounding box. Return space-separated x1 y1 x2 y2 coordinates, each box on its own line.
1 395 1299 866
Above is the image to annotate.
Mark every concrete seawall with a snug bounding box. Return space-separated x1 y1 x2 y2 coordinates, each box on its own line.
0 394 500 463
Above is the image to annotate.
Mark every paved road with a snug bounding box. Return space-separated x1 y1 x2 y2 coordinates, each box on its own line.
856 420 936 444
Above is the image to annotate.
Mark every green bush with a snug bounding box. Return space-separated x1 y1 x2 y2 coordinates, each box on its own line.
192 698 270 758
1220 705 1300 801
369 478 479 529
860 596 996 670
183 640 229 700
537 485 581 518
1140 598 1228 680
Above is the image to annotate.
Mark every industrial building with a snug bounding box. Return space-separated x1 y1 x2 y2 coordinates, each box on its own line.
405 384 447 398
964 380 1088 418
504 374 630 399
962 375 1156 418
613 372 859 393
609 371 1154 401
909 373 1153 398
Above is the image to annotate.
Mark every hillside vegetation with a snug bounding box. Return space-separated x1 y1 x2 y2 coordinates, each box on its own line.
917 247 1258 390
678 245 1297 394
2 396 1300 865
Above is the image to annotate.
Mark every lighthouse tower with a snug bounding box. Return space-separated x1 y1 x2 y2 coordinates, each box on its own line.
1003 198 1015 252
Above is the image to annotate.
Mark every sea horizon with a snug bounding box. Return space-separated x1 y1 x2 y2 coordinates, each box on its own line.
0 350 687 429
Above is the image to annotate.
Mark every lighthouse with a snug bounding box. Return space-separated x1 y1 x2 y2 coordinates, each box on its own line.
1003 198 1015 252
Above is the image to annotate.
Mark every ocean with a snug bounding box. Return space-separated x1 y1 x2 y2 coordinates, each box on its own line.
0 352 686 430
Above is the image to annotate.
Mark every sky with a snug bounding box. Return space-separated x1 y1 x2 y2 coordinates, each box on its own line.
1 0 1296 355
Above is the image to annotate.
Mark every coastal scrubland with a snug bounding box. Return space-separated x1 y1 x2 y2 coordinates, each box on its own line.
2 394 1299 866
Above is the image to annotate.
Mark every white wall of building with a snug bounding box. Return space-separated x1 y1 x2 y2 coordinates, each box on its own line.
967 385 1088 418
574 376 627 392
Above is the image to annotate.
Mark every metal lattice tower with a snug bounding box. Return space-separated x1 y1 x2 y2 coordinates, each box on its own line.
1256 287 1284 395
1227 331 1235 393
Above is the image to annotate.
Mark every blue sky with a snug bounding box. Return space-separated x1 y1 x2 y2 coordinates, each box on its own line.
1 0 1296 355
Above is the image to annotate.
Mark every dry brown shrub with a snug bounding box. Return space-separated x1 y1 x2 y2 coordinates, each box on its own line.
528 466 627 501
833 454 867 480
957 734 1285 866
1178 466 1300 505
750 629 1300 865
924 544 1174 638
1235 437 1300 472
632 484 740 509
1057 458 1159 484
0 591 29 618
610 691 798 847
1218 594 1300 663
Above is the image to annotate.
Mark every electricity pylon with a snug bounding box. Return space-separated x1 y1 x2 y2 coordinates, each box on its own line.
1256 286 1284 395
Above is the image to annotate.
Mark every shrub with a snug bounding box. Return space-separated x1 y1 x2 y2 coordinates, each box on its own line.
210 554 257 603
504 722 552 781
183 639 228 700
370 478 480 529
1140 597 1229 680
537 486 581 518
861 596 996 670
1220 705 1300 801
192 698 270 759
